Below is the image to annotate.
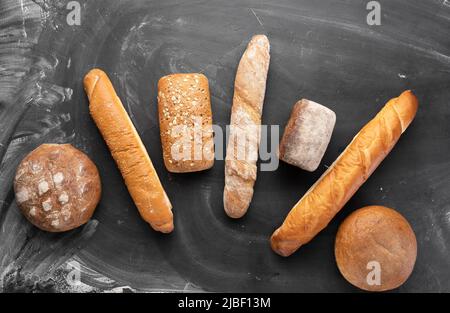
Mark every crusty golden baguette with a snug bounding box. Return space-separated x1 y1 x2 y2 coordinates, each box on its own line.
84 68 173 233
224 35 270 218
271 91 418 256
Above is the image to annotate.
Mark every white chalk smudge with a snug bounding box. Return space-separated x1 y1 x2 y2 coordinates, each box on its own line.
19 0 27 38
253 8 450 65
250 8 264 27
175 17 187 26
60 113 71 122
445 211 450 226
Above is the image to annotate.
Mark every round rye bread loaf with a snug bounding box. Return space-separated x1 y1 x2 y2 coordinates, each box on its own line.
14 144 101 232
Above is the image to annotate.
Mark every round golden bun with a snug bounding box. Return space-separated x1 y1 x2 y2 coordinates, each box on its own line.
335 206 417 291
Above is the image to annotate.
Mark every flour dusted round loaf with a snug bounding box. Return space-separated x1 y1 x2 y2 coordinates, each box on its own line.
14 144 101 232
335 206 417 291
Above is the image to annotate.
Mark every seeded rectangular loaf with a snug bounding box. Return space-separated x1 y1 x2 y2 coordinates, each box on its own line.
157 73 214 173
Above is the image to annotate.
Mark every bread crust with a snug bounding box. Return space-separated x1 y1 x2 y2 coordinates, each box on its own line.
14 144 101 232
279 99 336 172
224 35 270 218
157 73 214 173
271 91 418 256
335 206 417 291
84 68 173 233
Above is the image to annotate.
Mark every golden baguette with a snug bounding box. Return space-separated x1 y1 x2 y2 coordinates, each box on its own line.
224 35 270 218
271 91 418 256
84 69 173 233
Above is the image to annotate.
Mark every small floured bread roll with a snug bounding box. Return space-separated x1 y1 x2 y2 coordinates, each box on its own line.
279 99 336 172
158 73 214 173
14 144 101 232
335 206 417 291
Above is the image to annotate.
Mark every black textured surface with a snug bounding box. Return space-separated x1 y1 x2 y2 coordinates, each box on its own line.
0 0 449 292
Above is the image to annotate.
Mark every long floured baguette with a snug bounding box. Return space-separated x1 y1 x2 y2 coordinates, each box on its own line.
224 35 270 218
84 68 173 233
271 91 418 256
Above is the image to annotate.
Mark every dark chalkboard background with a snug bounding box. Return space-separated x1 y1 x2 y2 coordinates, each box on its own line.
0 0 449 292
